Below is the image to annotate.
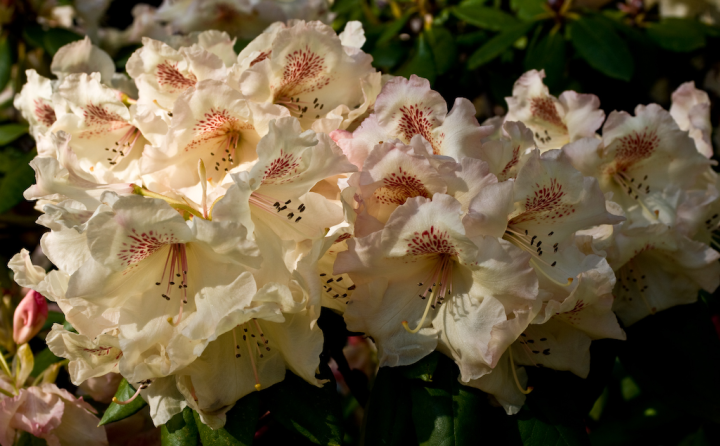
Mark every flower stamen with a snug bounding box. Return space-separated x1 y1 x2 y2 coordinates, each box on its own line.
508 348 533 395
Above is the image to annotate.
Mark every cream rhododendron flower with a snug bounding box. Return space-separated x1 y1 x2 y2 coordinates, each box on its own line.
505 70 605 152
468 238 624 414
50 36 115 86
13 70 57 140
477 121 536 182
498 149 623 286
46 325 123 385
605 223 720 326
51 73 146 183
23 132 135 211
336 194 538 379
334 75 492 166
224 117 356 242
670 81 713 158
127 36 229 111
0 383 108 446
235 20 380 131
175 305 323 428
141 79 289 192
64 192 260 383
564 104 712 226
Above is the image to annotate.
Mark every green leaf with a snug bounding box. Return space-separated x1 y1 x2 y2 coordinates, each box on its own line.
162 407 199 446
30 348 61 378
524 30 566 89
517 368 593 446
451 5 520 31
22 25 46 50
568 15 634 81
371 42 407 69
0 124 28 146
361 366 415 446
263 371 344 445
42 28 83 56
467 22 535 69
15 431 48 446
646 19 706 52
511 0 547 21
395 34 437 84
0 35 12 93
193 393 260 445
618 302 720 423
0 148 35 214
400 351 441 382
407 354 523 445
99 378 147 425
377 11 413 46
41 311 65 331
426 27 456 76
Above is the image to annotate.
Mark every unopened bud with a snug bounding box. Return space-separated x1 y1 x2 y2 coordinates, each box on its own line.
13 290 48 345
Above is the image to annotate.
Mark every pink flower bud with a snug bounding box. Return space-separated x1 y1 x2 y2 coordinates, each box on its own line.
13 290 49 345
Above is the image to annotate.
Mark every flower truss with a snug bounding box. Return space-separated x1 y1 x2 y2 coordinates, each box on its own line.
7 18 720 439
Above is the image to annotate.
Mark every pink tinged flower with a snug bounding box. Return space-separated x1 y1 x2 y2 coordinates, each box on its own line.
505 70 605 152
373 75 494 161
12 290 49 345
0 383 107 446
564 104 713 226
670 81 713 158
336 194 538 379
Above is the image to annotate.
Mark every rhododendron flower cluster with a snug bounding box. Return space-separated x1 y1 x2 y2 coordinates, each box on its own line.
8 19 720 431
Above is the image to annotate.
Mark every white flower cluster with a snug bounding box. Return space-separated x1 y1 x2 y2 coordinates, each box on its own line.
9 20 720 428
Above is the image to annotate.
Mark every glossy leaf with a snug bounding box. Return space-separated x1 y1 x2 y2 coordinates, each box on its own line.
162 407 199 446
468 22 535 69
524 30 566 88
0 124 28 146
0 35 12 93
396 34 437 84
451 5 520 31
511 0 547 21
361 366 415 446
371 41 407 69
407 354 523 445
42 28 83 56
646 19 706 52
377 11 413 46
518 368 593 446
568 16 634 81
0 148 35 214
193 393 260 446
15 431 48 446
263 371 344 445
41 311 65 331
99 378 147 425
400 351 441 382
426 27 456 76
618 302 720 423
